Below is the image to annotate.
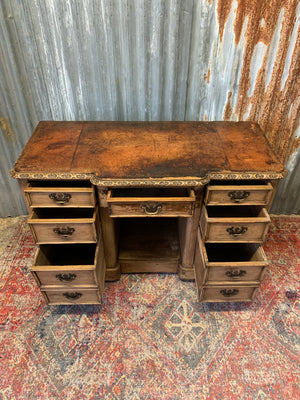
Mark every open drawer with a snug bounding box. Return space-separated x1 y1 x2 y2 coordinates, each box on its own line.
194 230 268 285
107 187 195 217
204 181 273 206
31 243 103 287
24 180 95 208
28 208 99 244
200 205 271 242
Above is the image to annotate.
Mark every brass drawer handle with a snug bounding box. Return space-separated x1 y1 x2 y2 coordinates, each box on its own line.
228 190 250 203
63 292 82 300
53 226 75 237
49 192 72 205
220 289 239 297
226 226 248 237
140 202 162 215
56 273 77 282
225 269 246 279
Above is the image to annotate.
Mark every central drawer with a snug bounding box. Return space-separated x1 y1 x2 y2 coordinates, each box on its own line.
28 208 99 244
200 205 271 242
107 187 195 217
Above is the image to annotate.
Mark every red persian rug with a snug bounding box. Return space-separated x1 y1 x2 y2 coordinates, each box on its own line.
0 216 299 399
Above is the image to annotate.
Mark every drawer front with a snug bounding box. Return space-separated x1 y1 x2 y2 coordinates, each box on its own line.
205 265 265 283
29 222 97 244
205 183 273 206
194 232 268 285
25 186 95 208
41 288 102 304
199 286 258 302
32 269 97 286
202 221 270 242
200 207 270 242
109 201 194 217
107 188 195 217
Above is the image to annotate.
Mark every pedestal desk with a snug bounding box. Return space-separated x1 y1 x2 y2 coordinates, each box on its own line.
11 121 285 305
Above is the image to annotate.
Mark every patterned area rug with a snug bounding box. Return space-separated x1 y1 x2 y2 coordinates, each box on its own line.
0 216 299 399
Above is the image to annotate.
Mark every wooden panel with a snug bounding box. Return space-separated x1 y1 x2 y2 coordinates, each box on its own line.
205 183 273 206
200 206 271 242
42 288 101 305
12 121 84 174
72 121 230 178
120 260 178 274
25 184 95 208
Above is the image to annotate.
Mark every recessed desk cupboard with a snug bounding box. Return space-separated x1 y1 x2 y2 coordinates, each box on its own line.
11 121 285 305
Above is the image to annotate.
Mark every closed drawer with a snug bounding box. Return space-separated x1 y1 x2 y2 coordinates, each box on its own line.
194 231 268 285
31 243 101 286
28 208 99 244
25 180 95 208
205 181 273 206
200 205 271 243
41 288 102 305
107 187 195 217
199 285 258 302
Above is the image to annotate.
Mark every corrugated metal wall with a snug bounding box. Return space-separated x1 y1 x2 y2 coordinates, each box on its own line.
1 0 299 217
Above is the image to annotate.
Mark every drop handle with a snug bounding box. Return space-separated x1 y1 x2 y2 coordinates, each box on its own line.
49 192 72 205
228 190 250 203
63 292 82 300
56 273 77 282
220 289 239 297
53 226 75 237
225 269 246 279
226 226 248 237
140 202 163 215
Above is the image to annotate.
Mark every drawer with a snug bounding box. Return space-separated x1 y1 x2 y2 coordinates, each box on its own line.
194 231 268 285
28 208 99 244
200 205 271 243
107 187 195 217
24 180 95 208
205 181 273 206
41 288 102 305
31 243 103 287
198 285 258 302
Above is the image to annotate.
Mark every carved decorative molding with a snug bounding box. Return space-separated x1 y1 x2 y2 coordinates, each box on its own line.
11 169 286 185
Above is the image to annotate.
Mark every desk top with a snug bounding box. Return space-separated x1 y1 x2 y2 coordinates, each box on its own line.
11 121 285 185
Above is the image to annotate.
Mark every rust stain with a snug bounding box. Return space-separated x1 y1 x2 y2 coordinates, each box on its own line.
204 67 211 83
223 92 233 120
0 117 16 143
219 0 299 165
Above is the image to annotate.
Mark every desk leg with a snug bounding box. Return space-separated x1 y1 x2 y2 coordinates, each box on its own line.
178 187 203 280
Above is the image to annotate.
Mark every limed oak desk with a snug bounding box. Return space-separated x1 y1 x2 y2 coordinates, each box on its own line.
11 121 285 304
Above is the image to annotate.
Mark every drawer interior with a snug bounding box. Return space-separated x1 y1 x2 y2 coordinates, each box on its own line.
118 218 180 261
109 187 190 198
204 243 265 262
28 180 92 188
35 244 97 266
206 205 265 218
30 208 94 219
